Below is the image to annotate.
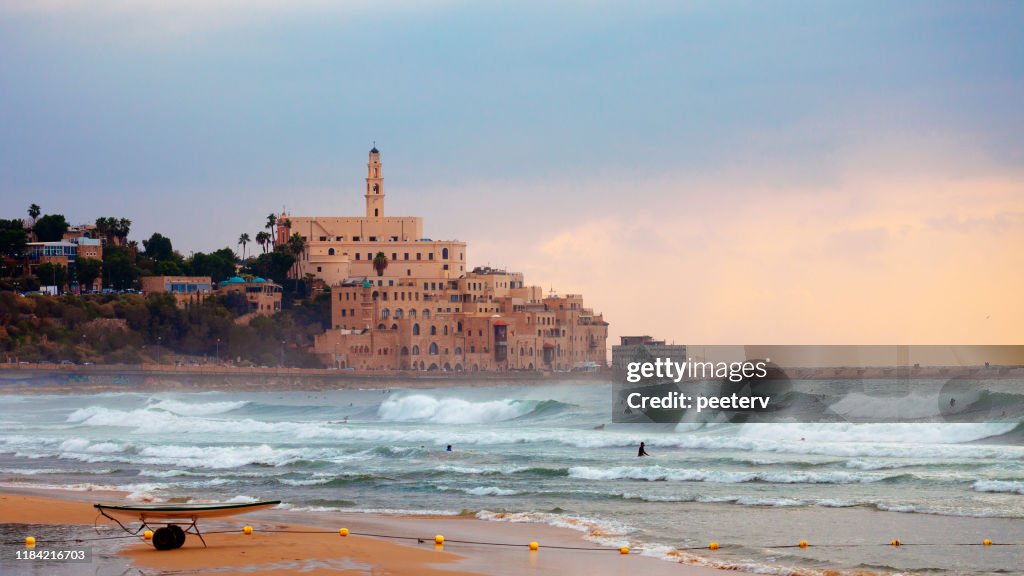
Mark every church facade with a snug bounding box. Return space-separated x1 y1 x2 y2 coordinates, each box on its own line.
282 148 608 371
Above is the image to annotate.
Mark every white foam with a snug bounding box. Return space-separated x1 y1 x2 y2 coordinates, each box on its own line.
377 394 540 424
973 479 1024 495
148 399 250 416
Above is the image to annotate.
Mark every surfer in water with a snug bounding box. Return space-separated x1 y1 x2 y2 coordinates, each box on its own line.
638 442 650 457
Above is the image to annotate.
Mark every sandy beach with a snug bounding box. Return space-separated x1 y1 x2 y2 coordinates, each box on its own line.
0 488 746 576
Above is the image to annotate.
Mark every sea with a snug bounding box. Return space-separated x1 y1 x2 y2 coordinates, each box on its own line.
2 380 1023 575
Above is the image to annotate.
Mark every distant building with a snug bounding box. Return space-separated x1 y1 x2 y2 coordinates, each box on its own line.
305 148 609 371
217 276 283 320
141 275 214 307
611 335 687 370
62 224 98 243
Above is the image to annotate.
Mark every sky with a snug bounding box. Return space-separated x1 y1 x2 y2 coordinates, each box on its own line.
1 1 1022 346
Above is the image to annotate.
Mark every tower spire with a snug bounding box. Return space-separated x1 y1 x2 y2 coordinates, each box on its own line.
365 146 384 219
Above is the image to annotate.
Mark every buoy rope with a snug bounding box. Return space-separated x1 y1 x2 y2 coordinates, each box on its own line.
5 529 1020 550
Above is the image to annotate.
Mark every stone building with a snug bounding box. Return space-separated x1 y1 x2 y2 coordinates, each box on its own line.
300 148 608 371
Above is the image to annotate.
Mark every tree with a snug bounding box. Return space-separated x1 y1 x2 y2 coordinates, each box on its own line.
255 231 271 254
244 250 295 286
0 219 28 258
142 233 174 261
28 204 41 223
115 218 132 245
33 214 69 242
186 249 236 283
238 233 250 260
373 251 389 277
76 257 103 290
95 216 132 246
265 213 277 242
103 246 139 289
35 262 67 291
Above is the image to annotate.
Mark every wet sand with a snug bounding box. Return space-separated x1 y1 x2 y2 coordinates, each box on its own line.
0 488 748 575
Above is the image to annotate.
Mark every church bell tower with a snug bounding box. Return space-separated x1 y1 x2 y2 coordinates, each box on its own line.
365 146 384 219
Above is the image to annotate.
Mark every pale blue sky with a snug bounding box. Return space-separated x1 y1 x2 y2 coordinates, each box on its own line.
2 1 1022 342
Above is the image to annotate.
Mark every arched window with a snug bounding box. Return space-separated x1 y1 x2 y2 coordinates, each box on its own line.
409 309 417 319
429 342 439 355
457 321 463 333
391 323 398 330
454 347 463 355
328 248 335 255
374 208 379 217
423 309 431 319
401 346 409 356
373 183 379 193
377 323 386 330
412 345 420 356
430 325 437 336
372 291 379 301
412 323 420 336
394 308 403 319
443 325 449 335
442 247 449 259
381 309 390 320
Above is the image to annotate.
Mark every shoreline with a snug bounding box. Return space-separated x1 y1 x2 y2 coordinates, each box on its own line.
0 486 749 576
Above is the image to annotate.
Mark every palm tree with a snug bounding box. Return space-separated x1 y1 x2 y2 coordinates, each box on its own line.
287 232 307 292
255 231 271 254
373 251 389 277
28 204 41 223
237 233 250 260
266 213 277 242
116 218 131 245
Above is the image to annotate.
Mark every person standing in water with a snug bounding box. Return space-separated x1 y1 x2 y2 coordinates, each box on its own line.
446 445 452 452
638 442 650 457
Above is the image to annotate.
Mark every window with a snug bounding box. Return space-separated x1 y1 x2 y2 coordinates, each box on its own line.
416 253 422 260
353 236 360 241
443 264 449 270
328 248 335 255
355 253 361 260
319 236 327 241
369 236 377 242
368 253 372 261
430 326 437 336
429 253 434 260
317 266 322 272
413 323 420 335
374 209 379 217
442 248 449 259
391 253 397 261
404 253 409 260
429 343 439 355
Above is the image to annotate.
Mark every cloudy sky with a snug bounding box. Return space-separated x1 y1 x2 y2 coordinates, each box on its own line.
1 1 1021 345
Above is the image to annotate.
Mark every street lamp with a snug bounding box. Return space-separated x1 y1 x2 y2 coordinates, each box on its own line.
280 339 286 368
157 336 162 364
216 338 221 365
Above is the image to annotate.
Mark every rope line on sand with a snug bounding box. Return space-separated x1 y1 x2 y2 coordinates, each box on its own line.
6 528 1021 551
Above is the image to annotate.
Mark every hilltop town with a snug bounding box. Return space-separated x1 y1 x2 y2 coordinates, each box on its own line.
0 148 608 372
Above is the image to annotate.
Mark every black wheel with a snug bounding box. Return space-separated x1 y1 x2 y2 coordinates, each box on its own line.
152 527 176 551
168 525 186 549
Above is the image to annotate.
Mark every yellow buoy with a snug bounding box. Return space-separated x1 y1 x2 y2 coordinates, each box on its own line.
529 541 539 551
143 530 153 540
799 540 809 548
619 546 630 555
25 536 36 547
709 542 719 550
434 534 444 545
339 528 349 537
983 539 992 546
890 539 902 547
243 525 253 535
